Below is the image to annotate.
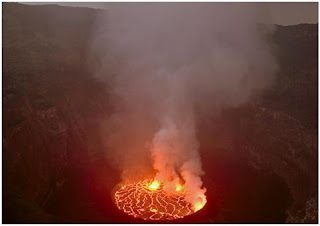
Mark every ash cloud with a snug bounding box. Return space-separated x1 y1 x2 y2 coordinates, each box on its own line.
91 3 277 205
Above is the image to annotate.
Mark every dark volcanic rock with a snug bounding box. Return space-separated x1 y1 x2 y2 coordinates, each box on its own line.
3 3 115 223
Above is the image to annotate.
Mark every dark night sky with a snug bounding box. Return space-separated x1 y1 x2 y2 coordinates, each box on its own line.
24 2 318 25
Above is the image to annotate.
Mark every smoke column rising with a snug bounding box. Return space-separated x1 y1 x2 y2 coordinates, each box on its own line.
92 3 277 209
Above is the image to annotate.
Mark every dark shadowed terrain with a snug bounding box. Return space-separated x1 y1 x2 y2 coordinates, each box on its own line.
2 3 318 223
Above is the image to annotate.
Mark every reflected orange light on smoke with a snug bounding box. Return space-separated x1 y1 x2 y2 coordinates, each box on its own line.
114 179 206 220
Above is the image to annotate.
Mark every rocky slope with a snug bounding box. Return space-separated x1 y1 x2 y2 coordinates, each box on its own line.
3 3 114 222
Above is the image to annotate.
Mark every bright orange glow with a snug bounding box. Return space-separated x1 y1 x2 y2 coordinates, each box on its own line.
194 202 204 212
193 195 207 212
148 180 160 190
114 179 205 220
150 207 158 213
175 183 182 192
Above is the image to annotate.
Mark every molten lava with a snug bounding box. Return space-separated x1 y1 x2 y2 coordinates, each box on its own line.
148 180 160 190
114 179 206 220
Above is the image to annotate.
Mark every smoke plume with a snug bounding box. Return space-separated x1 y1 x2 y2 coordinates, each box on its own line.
92 3 277 208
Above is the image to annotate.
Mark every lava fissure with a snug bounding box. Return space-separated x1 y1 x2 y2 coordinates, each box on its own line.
114 179 203 220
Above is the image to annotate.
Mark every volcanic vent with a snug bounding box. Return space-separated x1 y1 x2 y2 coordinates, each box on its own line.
114 179 206 220
103 3 276 222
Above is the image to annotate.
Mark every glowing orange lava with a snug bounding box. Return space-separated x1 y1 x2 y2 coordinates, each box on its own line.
114 179 205 220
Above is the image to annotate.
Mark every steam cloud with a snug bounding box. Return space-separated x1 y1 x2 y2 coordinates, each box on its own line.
92 3 277 207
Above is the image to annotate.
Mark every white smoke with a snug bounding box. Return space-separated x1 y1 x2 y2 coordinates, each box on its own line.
91 3 277 207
